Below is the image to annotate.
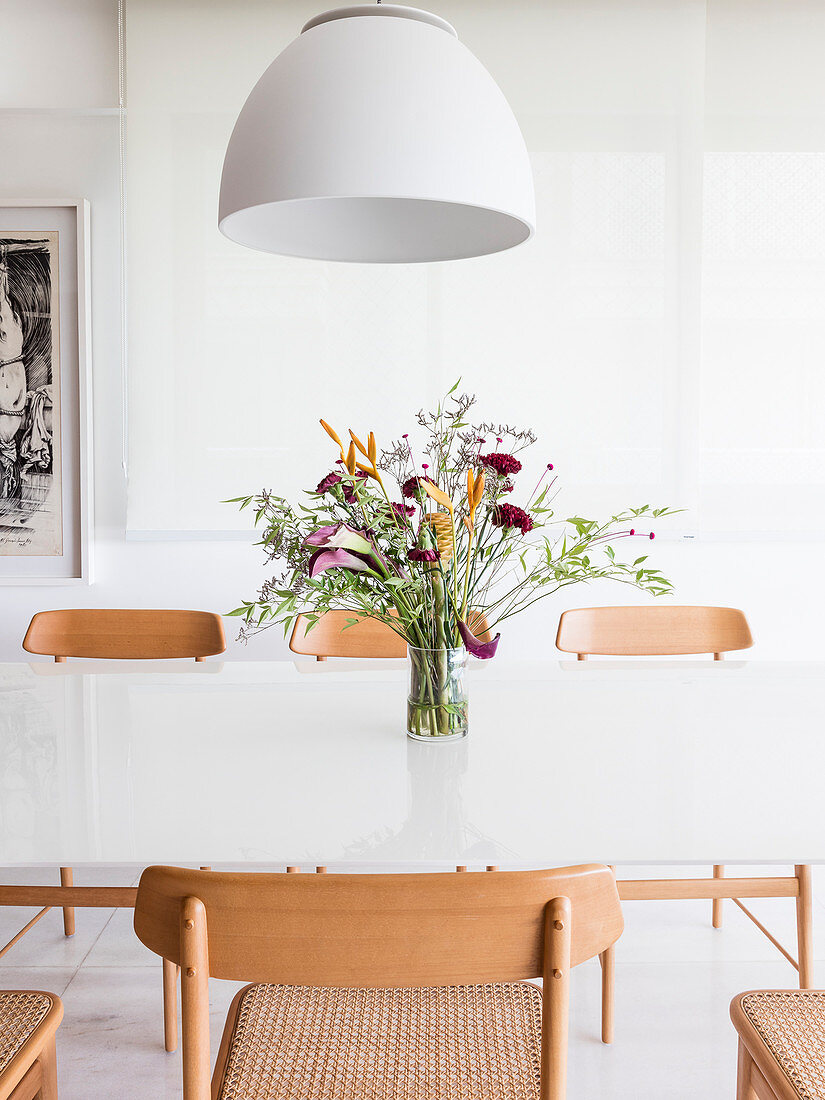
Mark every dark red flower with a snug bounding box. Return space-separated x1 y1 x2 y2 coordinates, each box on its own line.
491 503 534 535
402 476 426 499
391 501 415 519
480 452 522 476
407 547 440 562
316 472 342 494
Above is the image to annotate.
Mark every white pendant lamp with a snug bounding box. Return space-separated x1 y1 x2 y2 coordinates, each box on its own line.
218 4 535 263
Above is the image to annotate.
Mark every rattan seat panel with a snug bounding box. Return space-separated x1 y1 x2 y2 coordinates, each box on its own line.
741 992 825 1100
0 992 53 1075
217 982 543 1100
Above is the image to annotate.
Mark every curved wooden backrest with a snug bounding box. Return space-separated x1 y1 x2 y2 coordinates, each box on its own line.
289 611 407 659
556 605 753 657
289 610 492 660
134 864 622 986
22 609 226 661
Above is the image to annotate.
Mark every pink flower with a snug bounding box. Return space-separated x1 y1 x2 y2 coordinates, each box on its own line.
480 452 523 476
407 547 440 562
402 476 426 499
308 548 376 578
457 620 500 660
316 472 342 494
491 503 534 535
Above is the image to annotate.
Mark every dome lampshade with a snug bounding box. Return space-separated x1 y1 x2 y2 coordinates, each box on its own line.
218 4 535 263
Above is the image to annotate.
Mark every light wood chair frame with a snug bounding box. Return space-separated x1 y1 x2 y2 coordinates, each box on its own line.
133 863 623 1100
12 609 226 1055
729 989 825 1100
0 863 812 1058
0 992 62 1100
554 607 813 1025
289 611 407 661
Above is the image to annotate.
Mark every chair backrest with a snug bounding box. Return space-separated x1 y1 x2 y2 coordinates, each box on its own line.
289 610 493 660
134 864 622 986
22 609 226 661
556 605 753 658
289 612 407 659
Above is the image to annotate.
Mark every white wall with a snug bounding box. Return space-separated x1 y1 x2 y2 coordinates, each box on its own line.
0 0 823 663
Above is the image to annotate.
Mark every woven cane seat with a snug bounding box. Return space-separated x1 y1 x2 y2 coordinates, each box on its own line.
0 992 54 1076
738 991 825 1099
217 981 543 1100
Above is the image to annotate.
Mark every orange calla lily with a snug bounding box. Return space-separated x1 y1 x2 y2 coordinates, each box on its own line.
345 441 358 475
349 429 370 460
467 468 485 523
355 461 381 481
320 419 345 460
421 480 454 514
472 469 485 509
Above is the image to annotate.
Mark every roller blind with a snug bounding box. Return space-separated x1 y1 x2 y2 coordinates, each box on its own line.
125 0 825 536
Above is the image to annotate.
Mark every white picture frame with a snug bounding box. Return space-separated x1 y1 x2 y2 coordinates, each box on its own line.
0 198 93 584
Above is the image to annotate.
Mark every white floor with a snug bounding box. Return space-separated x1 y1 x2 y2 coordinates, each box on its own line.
2 865 823 1099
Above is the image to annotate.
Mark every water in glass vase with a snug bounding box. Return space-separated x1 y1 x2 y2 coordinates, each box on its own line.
407 646 468 741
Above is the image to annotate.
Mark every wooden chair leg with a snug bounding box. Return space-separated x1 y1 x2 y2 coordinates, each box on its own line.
736 1038 757 1100
713 865 724 929
38 1034 59 1100
541 897 571 1100
163 956 180 1052
599 945 615 1044
795 864 814 988
59 867 75 937
180 896 211 1100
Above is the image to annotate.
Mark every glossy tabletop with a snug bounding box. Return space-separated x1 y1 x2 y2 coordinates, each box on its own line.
0 659 822 867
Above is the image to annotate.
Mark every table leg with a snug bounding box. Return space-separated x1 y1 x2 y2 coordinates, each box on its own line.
59 867 75 937
712 865 724 929
795 864 813 988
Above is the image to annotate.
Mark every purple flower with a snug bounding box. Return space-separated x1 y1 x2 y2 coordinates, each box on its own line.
480 452 522 476
391 501 415 519
402 476 426 500
316 471 342 494
491 503 534 535
304 522 374 555
457 620 501 660
308 548 376 578
407 547 440 562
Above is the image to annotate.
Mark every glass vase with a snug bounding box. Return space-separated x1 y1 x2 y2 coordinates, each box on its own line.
407 646 468 741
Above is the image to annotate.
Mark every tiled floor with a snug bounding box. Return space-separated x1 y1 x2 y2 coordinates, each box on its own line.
1 865 823 1098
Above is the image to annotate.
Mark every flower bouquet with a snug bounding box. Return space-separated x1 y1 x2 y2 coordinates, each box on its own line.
230 385 676 740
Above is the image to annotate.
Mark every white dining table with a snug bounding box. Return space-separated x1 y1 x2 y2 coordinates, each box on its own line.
0 657 820 984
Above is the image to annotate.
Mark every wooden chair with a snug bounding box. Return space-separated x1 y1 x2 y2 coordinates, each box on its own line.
730 990 825 1099
134 863 623 1100
556 604 753 1040
555 605 753 662
0 991 62 1100
289 610 491 661
21 608 226 1055
289 611 407 660
22 608 226 663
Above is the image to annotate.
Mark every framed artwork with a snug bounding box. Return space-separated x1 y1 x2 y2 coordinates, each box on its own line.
0 200 92 584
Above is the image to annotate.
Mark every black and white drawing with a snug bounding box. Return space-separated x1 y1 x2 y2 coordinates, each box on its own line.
0 231 62 556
